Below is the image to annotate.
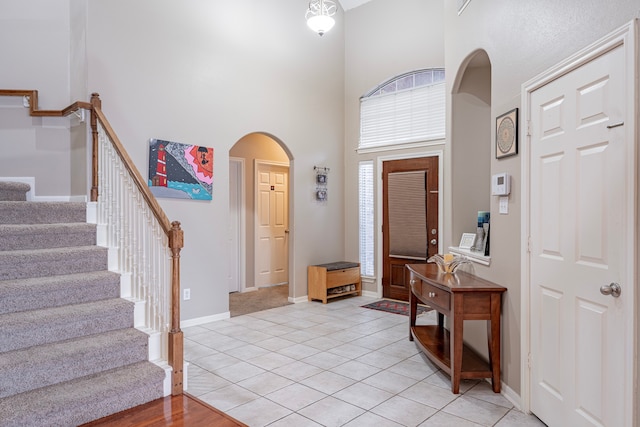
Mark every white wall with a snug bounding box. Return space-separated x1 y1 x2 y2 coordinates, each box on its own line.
0 0 77 198
85 0 346 320
344 0 445 293
4 0 636 402
444 0 639 396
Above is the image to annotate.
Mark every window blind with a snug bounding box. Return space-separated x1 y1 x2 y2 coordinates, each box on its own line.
358 161 374 277
387 171 427 259
359 82 445 149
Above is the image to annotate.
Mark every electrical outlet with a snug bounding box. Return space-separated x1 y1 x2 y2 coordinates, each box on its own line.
183 288 191 300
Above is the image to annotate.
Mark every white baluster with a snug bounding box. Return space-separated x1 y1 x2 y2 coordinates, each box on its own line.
95 123 175 367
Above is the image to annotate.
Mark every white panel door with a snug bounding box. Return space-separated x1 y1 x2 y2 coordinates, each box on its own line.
255 162 289 287
529 44 632 426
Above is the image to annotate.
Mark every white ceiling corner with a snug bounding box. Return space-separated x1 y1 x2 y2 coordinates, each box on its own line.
337 0 373 11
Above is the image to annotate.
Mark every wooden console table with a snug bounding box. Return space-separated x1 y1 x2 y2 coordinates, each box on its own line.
406 263 506 394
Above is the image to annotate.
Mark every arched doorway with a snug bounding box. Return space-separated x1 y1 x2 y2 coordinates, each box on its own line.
448 50 494 357
450 50 492 248
228 133 293 314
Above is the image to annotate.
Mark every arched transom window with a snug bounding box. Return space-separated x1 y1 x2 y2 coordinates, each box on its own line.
359 68 445 152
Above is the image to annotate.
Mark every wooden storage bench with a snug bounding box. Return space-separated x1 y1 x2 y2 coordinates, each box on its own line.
308 262 361 303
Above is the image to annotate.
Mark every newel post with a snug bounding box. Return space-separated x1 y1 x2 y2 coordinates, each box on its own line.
168 221 184 395
89 93 101 202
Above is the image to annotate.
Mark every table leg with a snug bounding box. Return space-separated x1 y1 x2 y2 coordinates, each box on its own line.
451 294 464 394
487 293 501 393
409 289 417 341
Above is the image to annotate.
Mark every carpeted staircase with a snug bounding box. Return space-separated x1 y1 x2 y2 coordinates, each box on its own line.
0 181 165 426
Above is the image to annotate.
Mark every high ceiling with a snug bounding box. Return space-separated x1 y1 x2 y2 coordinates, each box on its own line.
337 0 373 11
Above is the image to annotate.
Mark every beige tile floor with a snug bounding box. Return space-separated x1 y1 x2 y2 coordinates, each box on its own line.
184 296 547 427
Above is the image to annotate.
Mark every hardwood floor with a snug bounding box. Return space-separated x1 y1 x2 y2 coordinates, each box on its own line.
81 393 247 427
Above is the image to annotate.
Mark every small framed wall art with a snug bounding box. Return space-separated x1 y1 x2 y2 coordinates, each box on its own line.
148 138 213 200
314 165 329 202
495 108 518 159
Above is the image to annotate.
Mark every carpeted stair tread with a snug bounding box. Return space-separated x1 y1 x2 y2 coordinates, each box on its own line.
0 360 165 427
0 298 134 353
0 245 108 280
0 270 120 315
0 222 97 250
0 182 30 201
0 201 85 224
0 328 150 398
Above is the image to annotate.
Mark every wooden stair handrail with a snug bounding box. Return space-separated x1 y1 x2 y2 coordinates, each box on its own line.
0 89 184 395
0 89 91 117
89 96 173 234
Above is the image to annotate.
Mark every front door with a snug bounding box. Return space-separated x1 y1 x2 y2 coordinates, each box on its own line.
255 162 289 287
528 40 634 426
382 157 438 301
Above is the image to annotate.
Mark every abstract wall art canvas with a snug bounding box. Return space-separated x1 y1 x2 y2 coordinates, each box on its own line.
148 138 213 200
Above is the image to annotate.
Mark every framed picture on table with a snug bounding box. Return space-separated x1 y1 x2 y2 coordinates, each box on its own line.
459 233 476 250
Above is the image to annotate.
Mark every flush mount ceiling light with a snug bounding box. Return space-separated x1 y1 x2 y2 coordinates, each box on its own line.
305 0 337 36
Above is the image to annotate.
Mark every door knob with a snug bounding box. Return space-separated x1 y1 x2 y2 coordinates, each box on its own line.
600 282 621 298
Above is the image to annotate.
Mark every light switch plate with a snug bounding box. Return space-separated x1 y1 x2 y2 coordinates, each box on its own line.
499 196 509 214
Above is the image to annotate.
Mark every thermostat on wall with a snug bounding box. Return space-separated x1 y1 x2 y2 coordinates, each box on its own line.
492 173 511 196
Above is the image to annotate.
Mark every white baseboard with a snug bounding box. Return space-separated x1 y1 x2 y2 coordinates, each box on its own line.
361 290 380 299
143 328 163 362
130 298 145 328
181 312 230 328
69 195 88 202
119 272 132 298
479 378 521 410
499 380 522 410
33 195 72 202
155 361 173 397
107 247 119 271
96 223 107 246
86 201 97 224
183 361 189 392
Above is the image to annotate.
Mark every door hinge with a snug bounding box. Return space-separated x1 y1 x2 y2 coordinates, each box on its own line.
527 353 532 369
527 236 531 253
526 120 532 137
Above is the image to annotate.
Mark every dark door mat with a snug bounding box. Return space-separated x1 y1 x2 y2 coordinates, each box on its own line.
361 299 432 316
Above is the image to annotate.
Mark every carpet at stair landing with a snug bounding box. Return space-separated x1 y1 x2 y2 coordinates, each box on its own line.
0 181 29 201
361 299 432 316
229 284 291 317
